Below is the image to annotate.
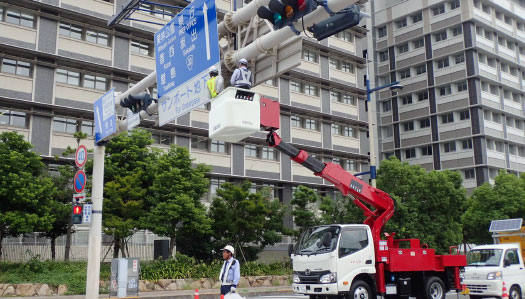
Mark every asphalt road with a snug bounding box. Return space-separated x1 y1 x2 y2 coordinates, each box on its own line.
246 292 471 299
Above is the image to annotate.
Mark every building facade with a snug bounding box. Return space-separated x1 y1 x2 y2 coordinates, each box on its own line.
373 0 525 192
0 0 370 258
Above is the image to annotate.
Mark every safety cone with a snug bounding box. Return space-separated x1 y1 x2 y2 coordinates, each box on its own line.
502 282 509 299
194 289 199 299
221 295 225 299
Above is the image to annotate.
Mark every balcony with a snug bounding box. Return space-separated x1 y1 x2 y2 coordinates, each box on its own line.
329 69 356 85
245 158 280 176
130 53 155 73
292 163 320 180
495 19 513 34
501 72 520 86
490 0 512 11
327 37 355 54
484 121 504 138
290 91 321 110
251 84 279 99
0 127 29 141
474 8 493 23
503 99 522 114
297 60 321 76
507 126 524 138
291 127 322 145
332 135 359 151
190 109 209 127
54 83 105 104
216 0 231 11
476 35 495 50
0 22 37 48
478 63 497 81
61 0 114 17
499 46 516 61
487 150 506 160
331 101 358 118
481 91 501 109
129 11 167 31
0 73 33 96
191 150 231 169
58 36 112 63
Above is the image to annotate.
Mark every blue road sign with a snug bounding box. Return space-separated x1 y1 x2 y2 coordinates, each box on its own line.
74 170 86 193
155 0 220 126
94 88 116 144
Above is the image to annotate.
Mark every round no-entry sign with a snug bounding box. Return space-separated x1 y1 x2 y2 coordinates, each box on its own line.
75 145 87 168
74 170 86 193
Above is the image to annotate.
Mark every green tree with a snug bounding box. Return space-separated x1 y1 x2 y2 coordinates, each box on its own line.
290 186 321 238
99 129 158 257
462 171 525 244
377 157 466 253
319 193 365 225
209 181 286 261
0 131 56 258
142 145 211 256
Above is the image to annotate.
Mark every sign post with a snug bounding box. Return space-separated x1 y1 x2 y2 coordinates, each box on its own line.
155 0 220 126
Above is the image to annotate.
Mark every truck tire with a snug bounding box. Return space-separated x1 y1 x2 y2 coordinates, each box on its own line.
350 280 372 299
469 295 483 299
423 276 445 299
509 285 522 299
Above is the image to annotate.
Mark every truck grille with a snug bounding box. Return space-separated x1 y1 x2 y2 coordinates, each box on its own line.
295 270 330 284
467 284 489 293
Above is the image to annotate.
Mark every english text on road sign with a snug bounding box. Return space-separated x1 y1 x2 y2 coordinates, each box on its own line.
74 169 87 194
73 193 86 204
155 0 219 126
94 88 116 144
83 203 92 223
75 145 88 168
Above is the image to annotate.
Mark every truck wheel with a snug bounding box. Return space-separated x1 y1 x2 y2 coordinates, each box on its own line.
423 277 445 299
350 280 372 299
509 286 522 299
469 295 483 299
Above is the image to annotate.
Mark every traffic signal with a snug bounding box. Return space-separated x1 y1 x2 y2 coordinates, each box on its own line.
308 5 362 41
120 93 153 114
72 203 83 225
257 0 316 30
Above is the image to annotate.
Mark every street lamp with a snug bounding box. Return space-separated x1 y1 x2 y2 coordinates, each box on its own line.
365 54 402 187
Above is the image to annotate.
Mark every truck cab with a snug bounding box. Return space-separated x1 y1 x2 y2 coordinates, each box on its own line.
291 224 376 298
463 243 525 299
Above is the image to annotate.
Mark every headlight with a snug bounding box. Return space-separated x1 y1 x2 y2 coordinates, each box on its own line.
319 273 337 284
293 274 300 283
487 271 502 280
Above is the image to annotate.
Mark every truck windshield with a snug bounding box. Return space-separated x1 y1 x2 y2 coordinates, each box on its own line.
295 226 340 255
467 249 503 266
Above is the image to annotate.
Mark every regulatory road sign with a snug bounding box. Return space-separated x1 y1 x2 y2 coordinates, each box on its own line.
94 88 116 144
75 145 88 168
83 203 92 223
74 169 86 194
155 0 219 126
73 193 86 203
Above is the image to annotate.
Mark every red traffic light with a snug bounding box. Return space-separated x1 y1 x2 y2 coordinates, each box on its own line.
73 205 83 215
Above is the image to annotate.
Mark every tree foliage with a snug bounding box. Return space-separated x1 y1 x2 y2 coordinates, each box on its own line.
0 132 56 258
142 145 211 256
209 181 286 261
290 186 321 237
462 171 525 244
377 157 466 253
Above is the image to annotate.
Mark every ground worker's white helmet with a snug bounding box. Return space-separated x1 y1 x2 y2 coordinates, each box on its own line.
238 58 248 65
209 65 218 73
222 245 235 255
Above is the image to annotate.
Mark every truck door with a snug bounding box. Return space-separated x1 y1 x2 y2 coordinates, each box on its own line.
503 249 523 287
337 227 375 289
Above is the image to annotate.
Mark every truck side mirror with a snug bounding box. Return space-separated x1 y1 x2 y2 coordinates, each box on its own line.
288 244 294 257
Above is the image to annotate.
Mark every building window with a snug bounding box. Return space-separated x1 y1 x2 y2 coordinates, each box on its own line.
304 83 318 96
152 133 171 145
412 12 422 23
433 4 445 16
462 139 473 150
86 29 109 46
341 61 355 73
417 91 429 101
396 18 407 29
191 136 208 151
421 145 432 156
131 40 152 56
5 8 34 28
450 0 460 9
400 95 413 105
290 80 301 92
330 91 341 102
455 54 465 65
302 49 318 63
382 126 393 138
332 124 342 135
60 22 110 45
436 57 449 69
210 140 228 153
245 144 258 157
1 58 31 77
415 64 426 75
59 22 83 40
379 51 388 62
464 169 475 180
335 31 353 42
405 148 416 159
420 118 430 128
262 146 277 160
53 117 77 134
305 118 317 131
56 69 80 86
459 110 470 120
399 69 411 79
342 94 356 105
457 81 467 92
442 113 454 124
397 43 409 54
435 31 447 42
291 115 302 128
84 74 107 90
344 159 358 171
81 120 94 136
443 141 456 153
403 121 414 131
378 26 387 38
414 38 424 49
439 85 452 96
0 108 26 128
452 26 463 37
382 101 392 112
343 126 357 138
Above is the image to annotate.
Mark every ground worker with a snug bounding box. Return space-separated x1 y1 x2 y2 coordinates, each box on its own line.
230 58 252 89
219 245 240 295
207 65 224 99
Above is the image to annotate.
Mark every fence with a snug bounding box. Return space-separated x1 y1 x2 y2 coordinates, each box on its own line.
1 243 156 262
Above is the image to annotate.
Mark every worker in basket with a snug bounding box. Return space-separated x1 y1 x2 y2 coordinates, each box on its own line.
230 58 252 89
207 65 224 99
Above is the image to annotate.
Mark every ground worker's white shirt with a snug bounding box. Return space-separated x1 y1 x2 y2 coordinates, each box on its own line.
219 257 240 286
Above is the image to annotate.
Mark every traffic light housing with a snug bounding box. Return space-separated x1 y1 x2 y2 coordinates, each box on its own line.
308 5 362 41
72 203 83 225
120 93 153 114
257 0 316 30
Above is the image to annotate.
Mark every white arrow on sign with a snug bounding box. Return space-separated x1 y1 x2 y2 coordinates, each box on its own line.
204 1 210 60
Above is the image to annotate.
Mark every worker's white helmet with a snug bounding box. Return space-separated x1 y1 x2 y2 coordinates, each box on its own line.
222 245 235 255
209 65 218 73
238 58 248 65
